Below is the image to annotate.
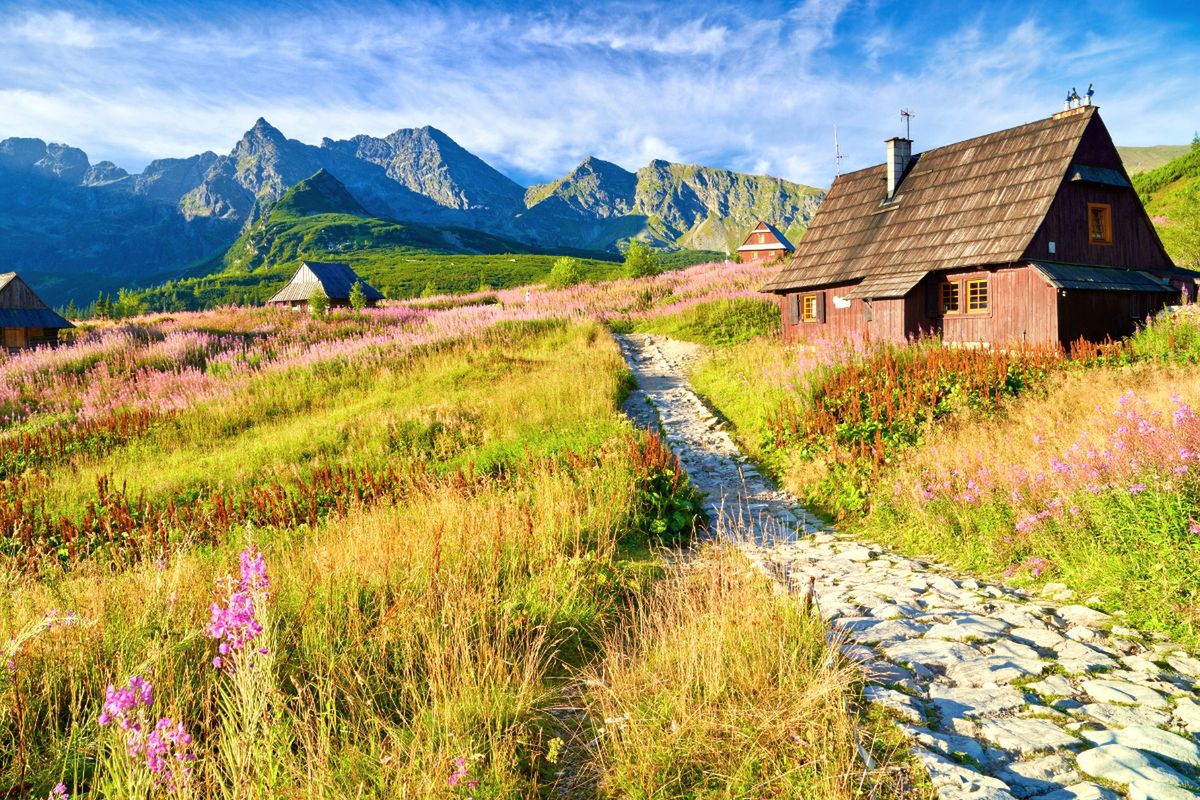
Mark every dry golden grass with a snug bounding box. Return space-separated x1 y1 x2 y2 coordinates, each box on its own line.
892 362 1200 483
581 543 929 799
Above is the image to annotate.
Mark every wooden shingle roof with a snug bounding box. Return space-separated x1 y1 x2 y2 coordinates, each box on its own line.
762 107 1099 295
267 261 384 304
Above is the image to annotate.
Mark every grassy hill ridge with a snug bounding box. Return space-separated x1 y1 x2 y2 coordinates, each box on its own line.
1134 141 1200 267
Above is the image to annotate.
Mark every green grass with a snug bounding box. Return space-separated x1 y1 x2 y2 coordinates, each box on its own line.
3 320 646 796
614 298 780 346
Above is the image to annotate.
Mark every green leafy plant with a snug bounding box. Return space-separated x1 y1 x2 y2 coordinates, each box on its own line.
624 240 661 279
627 432 706 545
348 280 368 311
308 286 330 316
546 256 584 289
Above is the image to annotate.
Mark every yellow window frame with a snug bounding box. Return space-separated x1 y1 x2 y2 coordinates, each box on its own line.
966 279 989 313
801 294 818 322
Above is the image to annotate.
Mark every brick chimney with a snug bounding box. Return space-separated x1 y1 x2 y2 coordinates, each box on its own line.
886 137 912 200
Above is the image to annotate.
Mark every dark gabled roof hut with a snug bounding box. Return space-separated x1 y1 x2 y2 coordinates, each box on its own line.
0 272 73 350
266 261 384 308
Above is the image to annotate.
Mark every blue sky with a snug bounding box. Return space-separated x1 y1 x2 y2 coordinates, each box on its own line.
2 0 1198 187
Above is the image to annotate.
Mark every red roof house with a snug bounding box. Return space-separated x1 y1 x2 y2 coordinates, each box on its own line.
736 221 795 263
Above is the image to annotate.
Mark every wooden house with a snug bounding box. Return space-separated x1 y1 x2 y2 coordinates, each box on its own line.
736 221 795 263
266 261 384 310
761 106 1194 347
0 272 73 350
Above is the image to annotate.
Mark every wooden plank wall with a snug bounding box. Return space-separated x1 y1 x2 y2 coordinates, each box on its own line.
1057 290 1174 344
777 283 906 343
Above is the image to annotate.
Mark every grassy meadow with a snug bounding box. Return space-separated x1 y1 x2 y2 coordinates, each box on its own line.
671 298 1200 646
2 262 918 799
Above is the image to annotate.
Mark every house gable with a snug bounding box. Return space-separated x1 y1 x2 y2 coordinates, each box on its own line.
1022 112 1175 270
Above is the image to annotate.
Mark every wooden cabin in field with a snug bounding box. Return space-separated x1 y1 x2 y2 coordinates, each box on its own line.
266 261 384 310
736 221 795 263
761 106 1195 347
0 272 73 350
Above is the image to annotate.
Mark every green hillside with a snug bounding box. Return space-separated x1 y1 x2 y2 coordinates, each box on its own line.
1117 144 1192 175
1133 142 1200 268
123 171 630 310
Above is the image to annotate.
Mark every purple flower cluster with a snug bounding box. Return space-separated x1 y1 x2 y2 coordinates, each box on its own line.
449 756 478 792
207 546 270 671
130 717 196 791
1004 556 1052 578
42 609 82 630
98 675 153 728
98 676 196 791
910 393 1200 539
47 783 68 800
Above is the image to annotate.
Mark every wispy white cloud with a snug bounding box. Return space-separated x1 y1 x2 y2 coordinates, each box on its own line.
0 1 1196 188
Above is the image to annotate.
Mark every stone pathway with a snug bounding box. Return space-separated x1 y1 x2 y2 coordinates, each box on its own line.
616 333 1200 800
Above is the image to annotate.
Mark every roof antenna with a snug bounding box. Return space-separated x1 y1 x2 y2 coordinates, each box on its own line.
900 108 916 140
834 124 844 177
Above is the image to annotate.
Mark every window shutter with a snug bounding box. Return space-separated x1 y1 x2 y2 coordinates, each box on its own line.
788 295 799 325
816 292 826 323
925 279 939 317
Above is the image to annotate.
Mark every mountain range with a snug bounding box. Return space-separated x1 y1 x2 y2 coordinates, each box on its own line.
0 120 824 305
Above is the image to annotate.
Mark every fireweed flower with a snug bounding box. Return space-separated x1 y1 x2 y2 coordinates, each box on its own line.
207 546 271 671
449 756 479 791
97 676 196 791
48 784 67 800
98 675 153 729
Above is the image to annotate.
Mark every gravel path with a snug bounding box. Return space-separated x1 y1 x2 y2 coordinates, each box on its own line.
617 333 1200 800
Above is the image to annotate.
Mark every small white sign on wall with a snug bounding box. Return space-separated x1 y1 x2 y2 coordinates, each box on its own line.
832 295 852 309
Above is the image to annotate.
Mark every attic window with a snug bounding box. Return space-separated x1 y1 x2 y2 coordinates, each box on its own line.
758 233 767 244
1088 203 1113 245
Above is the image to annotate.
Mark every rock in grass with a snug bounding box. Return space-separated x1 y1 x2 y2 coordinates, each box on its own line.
863 685 925 724
977 718 1079 755
927 685 1025 722
1080 726 1200 768
1080 678 1168 709
993 754 1079 799
1128 780 1199 800
1035 783 1119 800
1078 703 1171 729
924 614 1009 642
1076 744 1198 789
1057 605 1112 627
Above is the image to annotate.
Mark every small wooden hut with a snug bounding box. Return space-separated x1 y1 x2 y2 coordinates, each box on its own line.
266 261 384 310
736 221 795 263
0 272 73 350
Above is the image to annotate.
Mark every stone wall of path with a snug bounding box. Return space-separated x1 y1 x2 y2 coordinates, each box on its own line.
616 333 1200 800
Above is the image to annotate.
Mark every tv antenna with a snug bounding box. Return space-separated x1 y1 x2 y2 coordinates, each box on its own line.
900 108 916 139
834 124 844 177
